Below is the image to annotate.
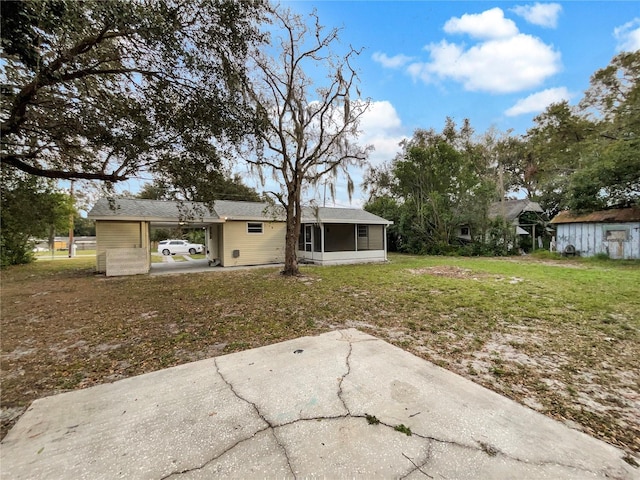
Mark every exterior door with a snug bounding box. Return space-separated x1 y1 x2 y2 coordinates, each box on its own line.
606 230 626 259
305 225 313 252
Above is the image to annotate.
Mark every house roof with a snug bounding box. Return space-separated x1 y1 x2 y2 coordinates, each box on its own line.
550 206 640 224
88 198 219 223
488 199 544 222
88 198 392 225
303 206 392 225
213 200 284 221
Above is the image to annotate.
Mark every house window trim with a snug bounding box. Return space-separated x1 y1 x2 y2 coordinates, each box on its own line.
247 222 264 234
357 225 368 238
460 226 470 236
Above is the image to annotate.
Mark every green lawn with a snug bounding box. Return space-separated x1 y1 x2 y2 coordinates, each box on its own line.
1 253 638 456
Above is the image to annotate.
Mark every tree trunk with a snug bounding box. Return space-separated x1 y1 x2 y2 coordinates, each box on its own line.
282 194 301 276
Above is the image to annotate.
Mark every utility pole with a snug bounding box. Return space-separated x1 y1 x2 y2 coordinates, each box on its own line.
68 181 75 258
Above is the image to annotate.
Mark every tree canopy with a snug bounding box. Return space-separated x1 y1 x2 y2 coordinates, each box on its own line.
137 169 261 203
364 119 496 254
1 172 74 266
365 51 639 256
1 0 266 183
503 51 640 215
568 51 640 211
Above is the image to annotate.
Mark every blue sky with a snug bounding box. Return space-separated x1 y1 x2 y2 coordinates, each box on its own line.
263 1 640 207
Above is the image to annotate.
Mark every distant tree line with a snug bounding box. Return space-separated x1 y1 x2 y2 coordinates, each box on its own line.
364 51 639 255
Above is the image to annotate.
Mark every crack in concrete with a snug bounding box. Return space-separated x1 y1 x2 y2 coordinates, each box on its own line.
469 437 624 477
164 341 357 479
159 425 271 480
212 358 269 428
212 358 297 479
401 450 434 479
398 430 611 478
399 440 434 479
159 340 622 479
269 427 297 480
336 340 353 415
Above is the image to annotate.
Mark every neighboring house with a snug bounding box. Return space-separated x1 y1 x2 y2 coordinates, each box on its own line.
456 199 545 242
88 198 392 275
550 206 640 259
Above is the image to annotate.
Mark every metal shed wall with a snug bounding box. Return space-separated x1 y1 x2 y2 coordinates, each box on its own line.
555 222 640 259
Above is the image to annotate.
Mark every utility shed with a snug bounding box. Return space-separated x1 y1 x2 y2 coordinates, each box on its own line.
550 206 640 259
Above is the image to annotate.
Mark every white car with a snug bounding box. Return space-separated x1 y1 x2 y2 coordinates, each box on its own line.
158 239 204 256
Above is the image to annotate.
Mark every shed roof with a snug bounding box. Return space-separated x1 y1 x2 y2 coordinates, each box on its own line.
550 206 640 224
88 198 392 225
488 199 544 222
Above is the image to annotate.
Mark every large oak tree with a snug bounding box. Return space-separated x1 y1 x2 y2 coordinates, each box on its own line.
1 0 266 183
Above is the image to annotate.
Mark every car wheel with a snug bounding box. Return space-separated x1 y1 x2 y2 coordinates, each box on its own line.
162 249 170 256
189 248 196 255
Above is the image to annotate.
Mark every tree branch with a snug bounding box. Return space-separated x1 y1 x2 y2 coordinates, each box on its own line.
1 26 134 137
1 155 128 181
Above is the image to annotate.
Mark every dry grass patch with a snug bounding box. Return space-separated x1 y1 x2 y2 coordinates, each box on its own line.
1 254 639 461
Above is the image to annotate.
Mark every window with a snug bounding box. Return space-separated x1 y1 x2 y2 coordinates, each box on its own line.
460 227 470 236
247 222 263 234
357 225 368 238
606 229 627 241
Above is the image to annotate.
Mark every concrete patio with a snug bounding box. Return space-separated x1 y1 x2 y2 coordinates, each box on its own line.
1 329 636 479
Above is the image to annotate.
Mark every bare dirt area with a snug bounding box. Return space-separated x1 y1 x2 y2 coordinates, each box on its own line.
1 256 639 463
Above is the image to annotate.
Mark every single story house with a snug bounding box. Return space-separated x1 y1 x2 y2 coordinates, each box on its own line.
457 199 545 241
550 206 640 259
88 198 392 275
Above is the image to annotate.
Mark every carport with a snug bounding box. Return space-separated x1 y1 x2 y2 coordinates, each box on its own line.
88 198 222 276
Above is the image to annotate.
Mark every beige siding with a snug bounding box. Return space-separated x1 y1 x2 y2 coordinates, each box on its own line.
222 221 286 266
96 221 148 272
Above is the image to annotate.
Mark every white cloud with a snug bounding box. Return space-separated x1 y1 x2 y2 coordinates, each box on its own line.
614 18 640 52
410 34 561 93
402 7 561 93
372 52 413 69
358 100 407 166
444 7 518 39
511 3 562 28
505 87 572 116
